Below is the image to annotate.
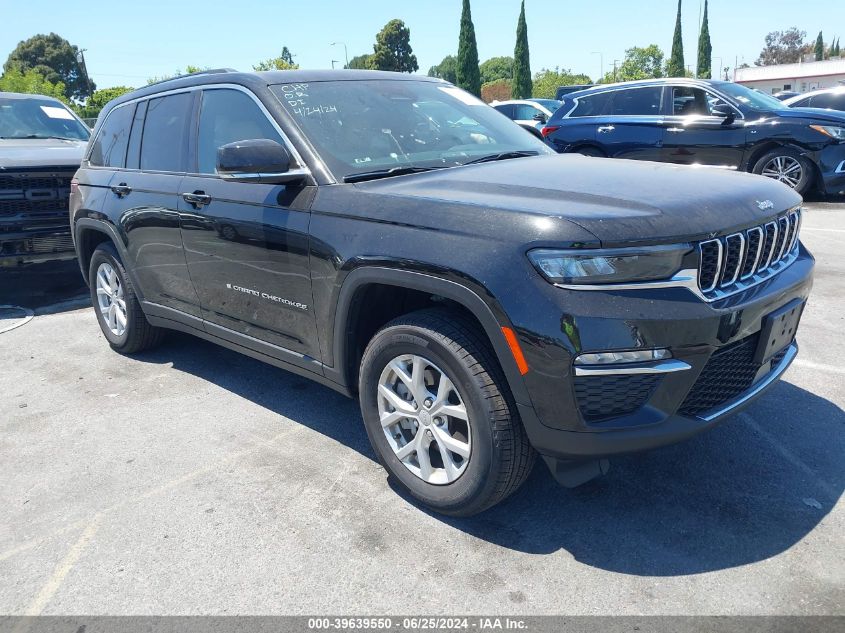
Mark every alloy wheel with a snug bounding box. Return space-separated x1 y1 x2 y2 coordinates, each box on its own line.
377 354 471 485
95 262 127 337
760 155 803 189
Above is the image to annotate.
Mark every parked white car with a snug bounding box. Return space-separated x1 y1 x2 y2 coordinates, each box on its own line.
783 86 845 112
491 98 562 138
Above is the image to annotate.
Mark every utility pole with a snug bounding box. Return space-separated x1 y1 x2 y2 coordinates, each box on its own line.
612 59 620 83
331 60 339 69
591 51 604 82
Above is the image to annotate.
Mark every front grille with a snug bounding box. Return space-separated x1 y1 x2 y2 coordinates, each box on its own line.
0 173 73 222
697 209 801 298
679 336 760 417
574 373 662 422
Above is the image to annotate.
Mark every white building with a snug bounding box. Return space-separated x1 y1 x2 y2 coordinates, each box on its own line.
734 57 845 94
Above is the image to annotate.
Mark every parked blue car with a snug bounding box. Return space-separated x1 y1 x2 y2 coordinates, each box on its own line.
541 78 845 196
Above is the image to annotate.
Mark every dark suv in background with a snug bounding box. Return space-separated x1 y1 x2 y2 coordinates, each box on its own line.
72 70 813 516
542 78 845 196
1 92 89 266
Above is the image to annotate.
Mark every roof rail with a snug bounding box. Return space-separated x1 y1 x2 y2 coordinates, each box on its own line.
145 68 238 88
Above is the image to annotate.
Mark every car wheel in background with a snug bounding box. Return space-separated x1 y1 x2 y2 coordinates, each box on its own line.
358 308 536 517
753 148 815 195
89 242 164 354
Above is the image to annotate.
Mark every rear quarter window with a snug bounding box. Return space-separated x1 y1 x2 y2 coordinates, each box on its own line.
89 104 135 168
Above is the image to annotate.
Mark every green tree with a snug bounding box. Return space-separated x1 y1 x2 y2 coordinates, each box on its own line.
814 31 825 60
428 55 457 82
479 56 513 84
756 28 806 65
602 45 665 83
146 66 208 85
346 54 374 70
835 38 841 57
512 0 532 99
696 0 712 78
0 65 67 101
667 0 685 76
370 19 418 73
532 68 592 99
87 86 133 110
4 33 95 100
456 0 481 96
254 47 299 71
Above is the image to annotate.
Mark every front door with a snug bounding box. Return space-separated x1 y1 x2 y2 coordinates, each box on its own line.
178 87 319 364
660 85 746 168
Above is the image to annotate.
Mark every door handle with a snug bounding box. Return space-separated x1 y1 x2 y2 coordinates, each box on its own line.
597 125 615 133
666 127 685 133
181 191 212 208
111 183 131 198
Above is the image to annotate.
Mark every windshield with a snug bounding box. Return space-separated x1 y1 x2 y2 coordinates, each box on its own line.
716 83 787 112
270 80 552 180
0 96 89 140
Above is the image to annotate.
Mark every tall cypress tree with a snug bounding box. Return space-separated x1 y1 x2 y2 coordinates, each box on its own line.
512 1 532 98
668 0 685 77
696 0 712 78
456 0 481 96
814 31 825 60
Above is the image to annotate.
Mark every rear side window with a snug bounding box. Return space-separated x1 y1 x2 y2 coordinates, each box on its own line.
790 97 810 107
809 93 845 110
609 87 663 116
196 89 284 174
569 92 612 117
493 104 515 118
89 104 135 167
514 104 541 120
140 92 193 172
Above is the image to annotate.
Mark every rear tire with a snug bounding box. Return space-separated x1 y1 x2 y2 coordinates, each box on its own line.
88 242 164 354
575 146 606 158
359 308 536 516
752 147 815 195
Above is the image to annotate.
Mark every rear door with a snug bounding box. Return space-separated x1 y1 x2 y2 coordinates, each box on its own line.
593 86 665 160
659 85 746 168
178 87 319 364
97 93 202 317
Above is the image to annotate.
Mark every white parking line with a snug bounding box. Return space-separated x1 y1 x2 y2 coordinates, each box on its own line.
740 413 838 499
791 358 845 376
801 227 845 233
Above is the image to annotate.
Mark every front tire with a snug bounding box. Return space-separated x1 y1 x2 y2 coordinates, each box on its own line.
89 242 164 354
359 309 536 516
752 147 815 195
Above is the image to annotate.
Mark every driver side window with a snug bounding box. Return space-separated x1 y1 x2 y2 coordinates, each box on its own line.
197 89 286 175
672 86 732 117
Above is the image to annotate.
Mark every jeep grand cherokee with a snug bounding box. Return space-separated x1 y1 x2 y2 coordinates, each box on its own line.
70 70 814 516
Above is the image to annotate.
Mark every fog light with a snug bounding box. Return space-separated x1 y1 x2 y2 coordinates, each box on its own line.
575 348 672 366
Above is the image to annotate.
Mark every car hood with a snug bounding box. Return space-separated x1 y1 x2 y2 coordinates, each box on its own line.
768 107 845 124
356 154 801 246
0 138 87 169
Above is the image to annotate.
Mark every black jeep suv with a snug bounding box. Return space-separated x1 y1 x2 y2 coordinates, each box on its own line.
71 70 814 516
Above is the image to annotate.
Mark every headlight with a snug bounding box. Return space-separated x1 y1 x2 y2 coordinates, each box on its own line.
810 124 845 141
528 245 689 285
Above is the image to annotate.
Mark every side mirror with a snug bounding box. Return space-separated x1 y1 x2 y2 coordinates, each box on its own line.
533 112 548 123
216 139 308 184
711 103 736 123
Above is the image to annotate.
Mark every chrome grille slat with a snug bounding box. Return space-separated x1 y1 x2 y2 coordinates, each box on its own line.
697 209 801 300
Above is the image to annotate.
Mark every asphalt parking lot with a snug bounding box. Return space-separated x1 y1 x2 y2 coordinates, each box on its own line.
0 199 843 616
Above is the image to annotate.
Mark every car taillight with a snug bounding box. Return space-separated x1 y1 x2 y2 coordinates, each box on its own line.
541 125 560 138
70 179 79 193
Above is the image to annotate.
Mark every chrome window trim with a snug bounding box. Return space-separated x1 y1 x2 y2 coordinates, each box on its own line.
698 238 723 292
759 221 779 271
574 359 691 376
563 84 666 119
85 83 311 180
741 226 764 280
787 210 802 253
721 232 745 287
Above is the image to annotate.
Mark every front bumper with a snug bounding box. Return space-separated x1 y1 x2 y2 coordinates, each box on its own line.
508 244 815 461
0 229 76 267
818 142 845 194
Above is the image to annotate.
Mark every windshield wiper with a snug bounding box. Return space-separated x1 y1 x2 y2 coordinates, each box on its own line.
462 150 540 165
343 166 442 183
1 135 80 141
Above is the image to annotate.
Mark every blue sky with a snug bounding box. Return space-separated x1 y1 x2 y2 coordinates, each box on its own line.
1 0 842 89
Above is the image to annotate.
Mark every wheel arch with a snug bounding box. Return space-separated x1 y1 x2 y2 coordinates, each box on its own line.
73 219 144 300
328 267 531 406
745 141 822 192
